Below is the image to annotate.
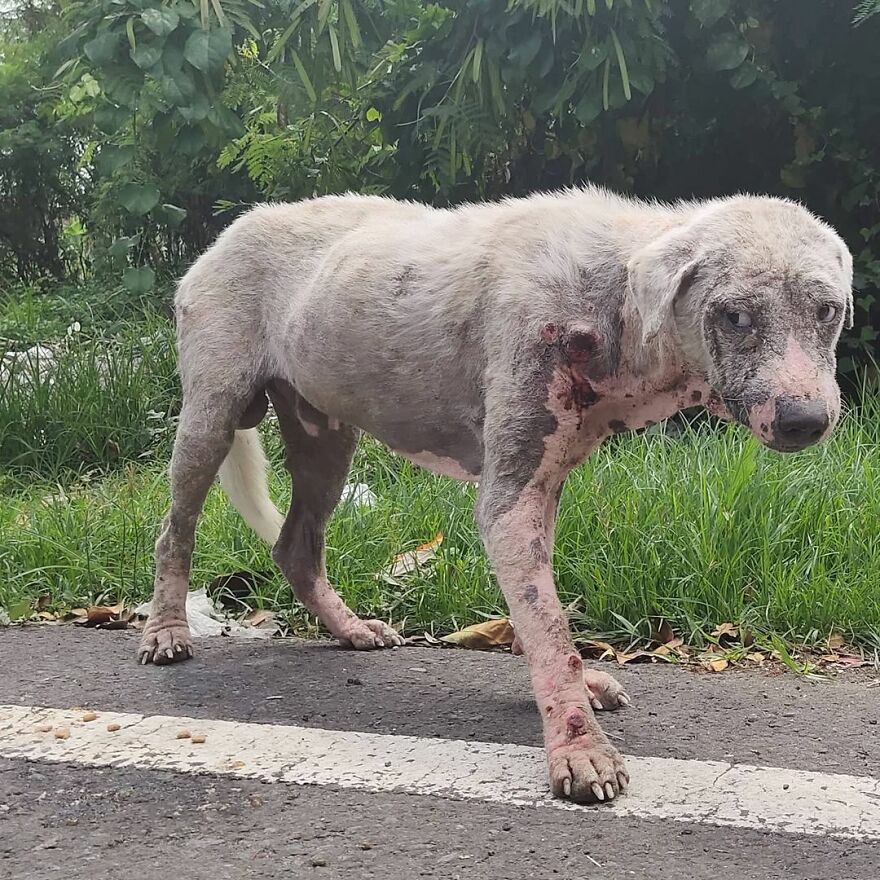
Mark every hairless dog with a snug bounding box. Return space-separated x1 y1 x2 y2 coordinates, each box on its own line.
139 186 853 804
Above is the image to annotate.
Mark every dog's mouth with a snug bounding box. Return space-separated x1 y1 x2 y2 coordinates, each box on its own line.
722 392 835 454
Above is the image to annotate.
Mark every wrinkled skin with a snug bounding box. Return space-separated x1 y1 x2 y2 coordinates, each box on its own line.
138 187 852 806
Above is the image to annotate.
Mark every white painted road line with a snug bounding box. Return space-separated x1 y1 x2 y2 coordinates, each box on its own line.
2 704 879 840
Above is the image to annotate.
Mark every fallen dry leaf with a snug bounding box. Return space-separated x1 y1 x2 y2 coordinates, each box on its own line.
382 532 443 580
820 653 866 668
579 640 653 665
83 603 125 626
747 652 767 665
828 632 846 651
441 618 515 650
54 727 70 740
712 622 739 642
580 640 618 661
650 617 676 645
81 711 97 722
244 609 273 627
702 658 729 673
106 723 121 732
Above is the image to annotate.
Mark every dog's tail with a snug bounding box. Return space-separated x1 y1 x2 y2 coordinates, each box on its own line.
218 428 285 545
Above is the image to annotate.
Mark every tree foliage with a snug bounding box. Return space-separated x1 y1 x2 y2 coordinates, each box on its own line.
1 0 878 366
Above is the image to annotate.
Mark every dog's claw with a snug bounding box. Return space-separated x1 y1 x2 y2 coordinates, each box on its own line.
583 668 630 711
591 783 605 801
340 619 403 651
138 619 194 666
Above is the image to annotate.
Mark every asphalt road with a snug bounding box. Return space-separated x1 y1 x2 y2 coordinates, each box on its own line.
1 627 878 880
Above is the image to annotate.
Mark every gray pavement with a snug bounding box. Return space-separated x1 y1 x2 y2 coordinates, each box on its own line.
1 627 878 879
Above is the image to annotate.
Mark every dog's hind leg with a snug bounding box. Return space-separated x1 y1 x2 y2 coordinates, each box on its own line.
268 381 403 649
138 394 241 664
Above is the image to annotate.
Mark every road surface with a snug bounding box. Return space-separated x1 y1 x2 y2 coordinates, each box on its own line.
1 627 878 879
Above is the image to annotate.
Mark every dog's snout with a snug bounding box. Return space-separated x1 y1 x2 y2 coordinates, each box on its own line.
772 397 830 450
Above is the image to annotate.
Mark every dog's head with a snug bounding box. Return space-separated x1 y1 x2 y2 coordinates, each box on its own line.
628 197 853 452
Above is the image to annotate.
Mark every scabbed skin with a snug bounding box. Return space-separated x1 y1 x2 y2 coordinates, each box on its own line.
140 186 853 804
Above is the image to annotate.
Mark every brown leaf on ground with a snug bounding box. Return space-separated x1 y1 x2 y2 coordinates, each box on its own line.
71 603 133 629
580 640 653 665
244 609 274 627
85 603 125 625
441 618 515 650
650 617 676 645
383 532 444 580
653 638 689 659
828 632 847 651
702 658 729 673
820 653 866 668
579 640 618 661
746 652 767 665
712 622 739 643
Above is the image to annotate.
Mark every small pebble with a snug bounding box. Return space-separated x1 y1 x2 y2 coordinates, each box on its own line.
176 730 192 740
106 723 121 732
34 724 53 733
191 734 207 744
310 857 327 868
54 727 70 740
81 711 98 722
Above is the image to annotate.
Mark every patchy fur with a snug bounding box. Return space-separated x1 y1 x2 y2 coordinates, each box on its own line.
139 186 852 804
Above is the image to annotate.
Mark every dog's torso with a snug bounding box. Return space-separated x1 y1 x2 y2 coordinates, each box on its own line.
181 189 709 479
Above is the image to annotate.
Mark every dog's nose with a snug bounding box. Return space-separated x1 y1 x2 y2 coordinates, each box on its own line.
772 398 830 449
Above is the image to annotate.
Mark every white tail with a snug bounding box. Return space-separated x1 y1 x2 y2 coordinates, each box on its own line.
218 428 285 545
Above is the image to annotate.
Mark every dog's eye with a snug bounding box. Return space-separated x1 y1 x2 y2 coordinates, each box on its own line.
817 304 837 323
725 310 752 330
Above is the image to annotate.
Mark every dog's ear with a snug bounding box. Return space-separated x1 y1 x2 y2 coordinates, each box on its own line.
627 229 701 345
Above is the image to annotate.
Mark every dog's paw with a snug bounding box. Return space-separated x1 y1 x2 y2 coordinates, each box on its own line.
138 618 194 665
548 738 629 803
583 668 631 711
339 619 404 650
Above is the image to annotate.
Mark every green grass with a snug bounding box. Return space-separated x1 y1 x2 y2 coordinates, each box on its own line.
2 283 879 649
2 406 879 649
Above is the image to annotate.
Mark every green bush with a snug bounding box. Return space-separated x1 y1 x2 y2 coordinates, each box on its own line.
1 1 878 365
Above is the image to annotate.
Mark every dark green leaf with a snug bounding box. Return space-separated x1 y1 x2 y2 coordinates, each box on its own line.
508 31 541 69
123 266 156 293
131 43 163 70
178 92 212 122
96 144 136 175
94 104 129 134
84 32 119 66
184 28 233 72
142 8 180 37
729 62 758 89
119 183 161 215
575 89 603 124
706 33 749 71
580 41 608 72
692 0 729 28
108 235 138 259
160 203 188 226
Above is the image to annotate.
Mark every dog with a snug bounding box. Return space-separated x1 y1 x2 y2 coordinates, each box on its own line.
139 186 853 804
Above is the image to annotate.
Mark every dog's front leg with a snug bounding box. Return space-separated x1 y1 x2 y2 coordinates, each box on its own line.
476 471 629 803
